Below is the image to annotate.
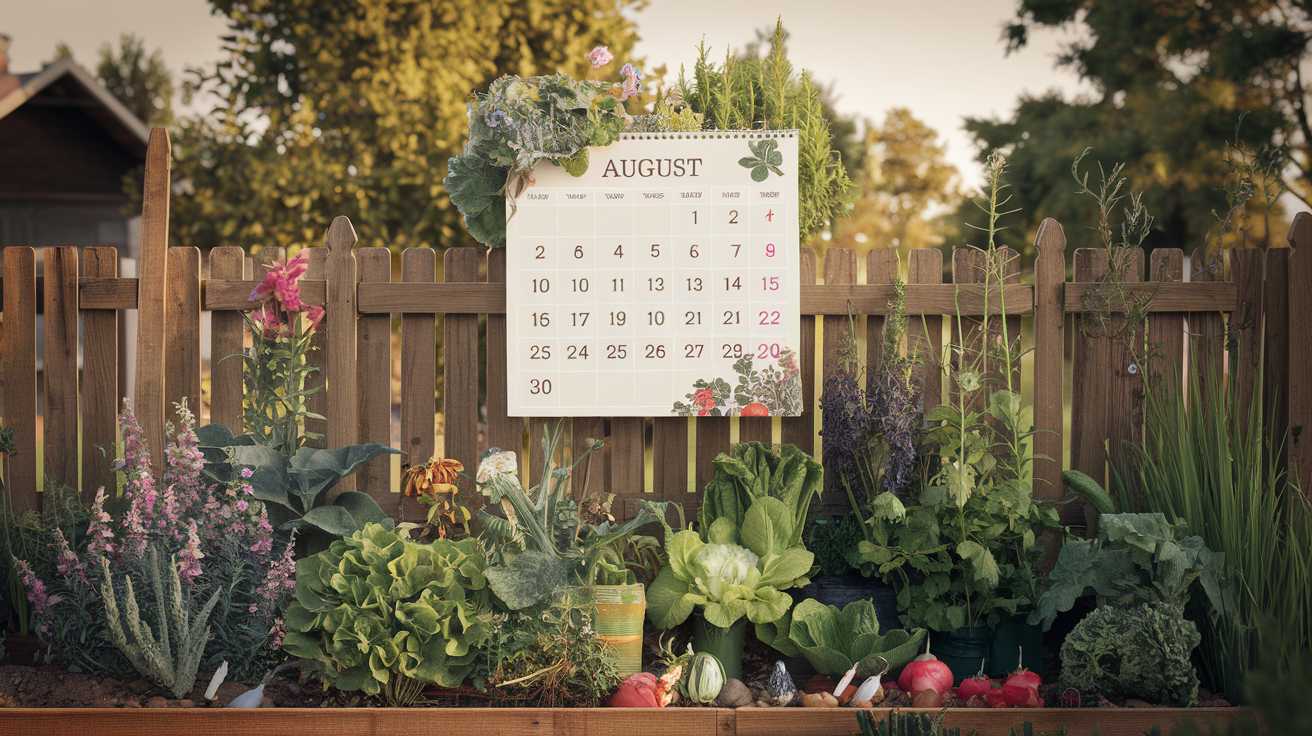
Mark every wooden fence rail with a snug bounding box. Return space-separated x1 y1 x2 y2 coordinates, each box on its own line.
1 130 1308 521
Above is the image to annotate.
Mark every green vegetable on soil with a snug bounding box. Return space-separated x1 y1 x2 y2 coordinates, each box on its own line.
1059 601 1201 707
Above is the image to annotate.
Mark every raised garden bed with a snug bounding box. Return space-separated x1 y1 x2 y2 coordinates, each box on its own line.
0 706 1253 736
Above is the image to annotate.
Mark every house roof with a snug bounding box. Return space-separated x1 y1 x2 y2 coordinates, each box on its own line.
0 57 149 157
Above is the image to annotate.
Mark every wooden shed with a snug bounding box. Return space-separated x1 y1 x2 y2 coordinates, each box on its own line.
0 35 148 255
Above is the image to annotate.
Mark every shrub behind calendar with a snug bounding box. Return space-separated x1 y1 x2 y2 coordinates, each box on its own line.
506 131 802 418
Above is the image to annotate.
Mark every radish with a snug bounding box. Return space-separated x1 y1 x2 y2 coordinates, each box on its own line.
956 660 993 700
1001 647 1042 692
1000 648 1042 708
896 636 954 696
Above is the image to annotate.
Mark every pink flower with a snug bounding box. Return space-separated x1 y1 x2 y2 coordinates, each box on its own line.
250 303 285 338
588 46 613 68
86 487 116 558
250 251 309 310
51 529 85 580
305 304 326 332
240 467 254 479
619 63 641 101
252 541 297 619
176 520 204 583
15 559 51 616
236 499 249 512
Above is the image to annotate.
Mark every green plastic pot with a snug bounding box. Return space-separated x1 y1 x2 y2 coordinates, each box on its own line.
988 615 1043 677
592 583 646 677
691 614 748 680
935 625 992 684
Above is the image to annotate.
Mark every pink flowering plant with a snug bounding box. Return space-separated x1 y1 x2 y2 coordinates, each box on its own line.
18 400 296 683
242 250 325 456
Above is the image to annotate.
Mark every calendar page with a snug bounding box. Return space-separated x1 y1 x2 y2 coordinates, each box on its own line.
506 130 802 417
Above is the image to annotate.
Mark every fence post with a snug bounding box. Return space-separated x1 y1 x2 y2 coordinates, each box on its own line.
1 247 38 511
134 128 171 470
324 217 360 491
1032 219 1065 503
1288 213 1312 495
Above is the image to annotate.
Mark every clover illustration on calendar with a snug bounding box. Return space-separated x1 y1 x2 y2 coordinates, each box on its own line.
506 131 802 417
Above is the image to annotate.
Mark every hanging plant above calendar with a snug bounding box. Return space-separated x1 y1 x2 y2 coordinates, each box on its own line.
505 131 802 417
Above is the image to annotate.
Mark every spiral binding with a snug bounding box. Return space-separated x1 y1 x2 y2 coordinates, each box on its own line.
618 129 799 141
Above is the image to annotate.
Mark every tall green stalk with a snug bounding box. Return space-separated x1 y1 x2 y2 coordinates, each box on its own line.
1120 354 1311 702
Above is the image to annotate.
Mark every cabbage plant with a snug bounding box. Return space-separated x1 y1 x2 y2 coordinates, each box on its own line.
281 522 496 700
647 497 814 630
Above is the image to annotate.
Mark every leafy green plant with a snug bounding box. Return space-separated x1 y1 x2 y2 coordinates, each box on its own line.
764 597 926 677
806 515 864 577
281 522 495 704
1030 508 1228 630
198 424 397 555
1122 352 1312 702
738 138 784 181
647 497 813 631
681 19 854 240
475 423 668 610
99 546 221 698
1059 601 1201 706
697 442 823 550
483 592 621 707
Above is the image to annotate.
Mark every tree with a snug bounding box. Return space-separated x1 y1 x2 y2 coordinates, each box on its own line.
830 108 962 255
967 0 1302 253
171 0 643 250
96 34 174 128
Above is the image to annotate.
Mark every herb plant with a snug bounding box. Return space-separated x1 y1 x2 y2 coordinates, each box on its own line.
484 594 621 707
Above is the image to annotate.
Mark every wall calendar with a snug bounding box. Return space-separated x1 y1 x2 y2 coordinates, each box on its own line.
506 130 802 417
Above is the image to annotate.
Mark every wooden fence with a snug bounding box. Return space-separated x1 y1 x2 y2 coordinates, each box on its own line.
1 129 1309 522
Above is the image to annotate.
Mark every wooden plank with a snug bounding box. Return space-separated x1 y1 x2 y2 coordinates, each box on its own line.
208 247 247 434
694 417 730 493
1069 249 1110 530
356 247 392 497
353 281 1033 316
1265 247 1290 450
818 247 856 509
1104 247 1144 482
205 279 325 310
484 249 522 460
1188 248 1227 385
1289 212 1312 496
652 416 689 507
399 248 437 521
571 416 607 500
0 708 726 736
907 248 943 413
1063 281 1236 312
1031 219 1066 501
444 247 482 512
164 246 202 420
781 249 817 454
0 276 138 309
1 248 38 511
999 246 1023 393
81 247 119 498
1230 248 1266 422
1147 249 1186 389
325 218 361 463
302 246 329 450
134 127 171 470
609 418 645 520
951 247 987 411
864 250 898 375
733 707 1253 736
41 247 79 490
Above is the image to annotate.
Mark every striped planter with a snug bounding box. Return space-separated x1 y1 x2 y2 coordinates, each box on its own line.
593 583 645 676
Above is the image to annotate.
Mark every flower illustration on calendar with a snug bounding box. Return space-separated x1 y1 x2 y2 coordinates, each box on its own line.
738 138 785 182
671 350 803 416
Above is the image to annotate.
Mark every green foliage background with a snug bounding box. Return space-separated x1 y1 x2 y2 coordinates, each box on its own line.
169 0 643 251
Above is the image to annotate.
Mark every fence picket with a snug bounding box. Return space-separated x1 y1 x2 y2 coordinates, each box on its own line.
81 247 120 499
1105 248 1144 482
1032 221 1066 502
356 247 392 497
325 219 360 463
134 128 171 470
610 418 645 520
1288 214 1312 495
950 248 986 412
1 247 37 510
303 246 329 450
652 416 689 507
908 248 943 413
818 247 856 510
209 247 247 434
399 248 437 520
781 249 817 453
1265 247 1290 451
42 247 79 491
1147 250 1185 388
1069 248 1110 531
865 250 897 375
1188 248 1226 383
444 247 481 512
484 249 523 461
165 247 201 420
1231 249 1266 422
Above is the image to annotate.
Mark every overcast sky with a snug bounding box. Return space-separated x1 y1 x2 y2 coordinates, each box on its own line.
6 0 1091 189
